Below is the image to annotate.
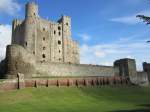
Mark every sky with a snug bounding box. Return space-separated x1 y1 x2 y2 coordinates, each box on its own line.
0 0 150 70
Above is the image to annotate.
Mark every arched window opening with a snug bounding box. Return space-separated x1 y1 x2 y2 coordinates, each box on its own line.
66 23 69 26
43 37 45 41
58 26 61 30
54 30 56 35
25 42 27 46
58 32 61 36
43 28 45 31
58 40 61 45
42 54 46 58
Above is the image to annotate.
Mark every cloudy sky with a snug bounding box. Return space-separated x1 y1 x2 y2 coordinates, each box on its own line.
0 0 150 70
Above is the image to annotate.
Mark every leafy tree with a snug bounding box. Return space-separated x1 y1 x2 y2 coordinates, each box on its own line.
136 15 150 43
136 15 150 25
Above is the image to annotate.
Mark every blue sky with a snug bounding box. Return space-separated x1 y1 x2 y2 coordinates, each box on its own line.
0 0 150 70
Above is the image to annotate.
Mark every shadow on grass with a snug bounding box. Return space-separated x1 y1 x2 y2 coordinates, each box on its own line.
79 86 150 101
78 86 150 112
109 104 150 112
79 86 146 102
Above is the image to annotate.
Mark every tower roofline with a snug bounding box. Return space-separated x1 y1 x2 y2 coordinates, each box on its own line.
26 0 37 5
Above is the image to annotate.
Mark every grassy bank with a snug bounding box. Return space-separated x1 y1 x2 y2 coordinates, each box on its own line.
0 86 150 112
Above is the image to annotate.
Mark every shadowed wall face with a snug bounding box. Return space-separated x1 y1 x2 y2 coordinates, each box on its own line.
5 45 36 78
5 44 118 78
143 62 150 81
0 76 130 91
114 58 137 84
137 72 149 86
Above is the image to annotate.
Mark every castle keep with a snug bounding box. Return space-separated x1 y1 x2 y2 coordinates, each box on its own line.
12 2 79 64
0 2 150 90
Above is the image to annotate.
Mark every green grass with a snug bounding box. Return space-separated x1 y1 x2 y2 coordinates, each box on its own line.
0 86 150 112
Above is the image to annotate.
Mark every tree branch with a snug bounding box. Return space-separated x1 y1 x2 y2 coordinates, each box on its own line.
136 15 150 25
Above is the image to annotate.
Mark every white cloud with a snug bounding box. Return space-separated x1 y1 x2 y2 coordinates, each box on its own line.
0 25 11 60
0 0 21 16
80 34 150 70
78 33 91 41
94 51 106 58
110 15 140 24
110 10 150 25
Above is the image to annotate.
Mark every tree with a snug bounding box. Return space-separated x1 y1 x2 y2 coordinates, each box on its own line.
136 15 150 25
136 14 150 43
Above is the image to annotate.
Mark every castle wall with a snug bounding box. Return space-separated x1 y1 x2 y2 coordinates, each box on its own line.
61 16 73 63
34 62 119 77
52 22 63 62
0 79 18 91
12 20 24 45
11 2 80 64
73 41 80 64
143 62 150 82
36 19 51 62
0 76 130 91
137 72 149 86
0 60 6 78
4 45 118 78
5 45 36 78
114 58 138 84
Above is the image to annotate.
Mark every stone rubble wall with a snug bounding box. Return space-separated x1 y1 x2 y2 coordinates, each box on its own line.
137 72 149 86
0 76 131 91
5 44 119 78
35 62 119 77
5 44 36 78
0 79 18 91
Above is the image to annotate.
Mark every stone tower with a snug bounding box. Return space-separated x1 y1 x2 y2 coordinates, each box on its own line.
114 58 138 84
11 2 80 64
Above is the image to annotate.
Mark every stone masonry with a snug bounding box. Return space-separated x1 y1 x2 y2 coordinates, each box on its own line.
12 2 79 64
143 62 150 82
0 2 149 86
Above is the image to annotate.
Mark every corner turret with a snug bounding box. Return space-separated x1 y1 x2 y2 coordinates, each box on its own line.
25 2 39 19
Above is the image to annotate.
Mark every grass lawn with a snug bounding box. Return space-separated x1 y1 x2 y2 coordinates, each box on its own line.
0 86 150 112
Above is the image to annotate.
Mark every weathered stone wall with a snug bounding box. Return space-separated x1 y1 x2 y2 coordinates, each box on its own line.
4 44 118 78
3 2 148 87
5 44 36 78
0 60 6 78
114 58 138 84
0 79 18 91
143 62 150 82
35 62 119 77
12 2 80 64
0 76 130 91
137 72 149 86
12 19 24 45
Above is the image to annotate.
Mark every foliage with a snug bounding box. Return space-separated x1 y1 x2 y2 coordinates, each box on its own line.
136 15 150 25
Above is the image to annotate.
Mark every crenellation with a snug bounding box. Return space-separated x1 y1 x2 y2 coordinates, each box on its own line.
12 19 24 45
